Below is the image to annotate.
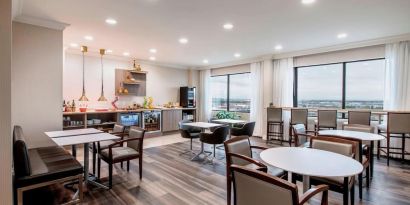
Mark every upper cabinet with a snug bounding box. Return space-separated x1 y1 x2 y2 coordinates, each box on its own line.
115 68 147 96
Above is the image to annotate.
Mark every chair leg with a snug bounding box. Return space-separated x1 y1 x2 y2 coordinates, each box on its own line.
358 173 362 199
92 145 96 174
213 145 216 158
387 136 390 166
266 123 270 144
97 157 101 179
127 160 130 171
366 167 370 188
343 178 349 205
139 157 142 179
190 138 193 150
109 163 113 189
227 175 231 205
351 184 355 205
377 140 381 160
72 145 77 158
121 161 123 169
402 134 405 163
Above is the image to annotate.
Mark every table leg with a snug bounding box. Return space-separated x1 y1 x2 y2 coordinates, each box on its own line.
83 143 109 189
191 142 205 161
303 175 310 192
370 141 374 178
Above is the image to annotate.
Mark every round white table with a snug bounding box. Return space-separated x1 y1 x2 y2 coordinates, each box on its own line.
319 129 385 178
260 147 363 192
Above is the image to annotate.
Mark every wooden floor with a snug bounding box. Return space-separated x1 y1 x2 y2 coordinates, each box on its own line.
81 137 410 205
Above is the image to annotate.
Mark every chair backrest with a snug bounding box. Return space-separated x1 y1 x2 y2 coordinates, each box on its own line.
239 122 256 137
267 108 282 123
112 124 125 133
387 112 410 134
212 126 230 144
343 124 373 133
231 165 298 205
292 124 307 146
290 109 308 125
127 127 146 152
13 125 32 178
348 111 371 126
317 110 337 128
224 136 253 166
311 135 355 157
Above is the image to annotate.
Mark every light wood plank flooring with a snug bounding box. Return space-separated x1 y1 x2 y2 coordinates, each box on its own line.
80 136 410 205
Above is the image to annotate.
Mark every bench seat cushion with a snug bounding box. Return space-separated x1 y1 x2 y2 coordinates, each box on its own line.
15 146 83 188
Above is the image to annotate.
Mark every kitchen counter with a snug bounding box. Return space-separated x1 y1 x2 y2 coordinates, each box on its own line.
63 107 196 115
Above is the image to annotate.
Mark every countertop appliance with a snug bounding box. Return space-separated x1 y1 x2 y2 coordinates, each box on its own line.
180 87 196 108
142 110 161 133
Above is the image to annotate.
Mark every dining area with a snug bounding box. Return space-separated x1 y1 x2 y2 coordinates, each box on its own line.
173 106 410 205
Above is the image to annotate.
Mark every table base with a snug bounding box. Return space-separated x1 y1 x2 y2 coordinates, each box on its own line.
84 143 110 190
191 142 213 162
303 175 310 192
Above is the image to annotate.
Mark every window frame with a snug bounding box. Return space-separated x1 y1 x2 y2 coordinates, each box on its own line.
293 58 385 110
211 72 251 113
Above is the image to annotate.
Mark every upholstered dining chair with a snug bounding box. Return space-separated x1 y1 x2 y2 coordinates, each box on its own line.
178 119 201 155
200 126 229 159
266 107 284 144
91 124 126 173
97 127 145 189
230 165 329 205
289 109 308 146
291 124 317 147
377 112 410 166
230 122 255 138
315 110 338 131
224 136 287 205
309 135 357 205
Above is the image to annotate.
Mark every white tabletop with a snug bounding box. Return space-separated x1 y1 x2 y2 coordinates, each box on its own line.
319 130 385 141
213 119 246 124
260 147 363 178
183 122 222 129
50 132 119 146
45 128 103 138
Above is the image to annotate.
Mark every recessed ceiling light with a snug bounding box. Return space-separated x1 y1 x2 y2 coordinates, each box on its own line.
105 18 117 25
337 33 348 39
123 52 130 56
149 48 157 53
275 45 283 50
84 35 93 41
223 23 234 30
302 0 316 5
69 43 78 48
203 59 209 64
234 53 241 58
106 49 113 53
179 38 188 44
149 56 156 61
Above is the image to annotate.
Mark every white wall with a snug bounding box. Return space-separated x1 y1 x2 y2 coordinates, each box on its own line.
0 0 13 203
12 22 63 148
63 53 189 108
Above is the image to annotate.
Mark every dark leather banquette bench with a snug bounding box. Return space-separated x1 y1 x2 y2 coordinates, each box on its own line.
13 126 83 205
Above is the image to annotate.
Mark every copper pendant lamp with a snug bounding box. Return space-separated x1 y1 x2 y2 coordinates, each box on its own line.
97 49 107 101
79 46 89 101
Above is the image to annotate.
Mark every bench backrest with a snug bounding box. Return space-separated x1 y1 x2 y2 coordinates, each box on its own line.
13 125 31 178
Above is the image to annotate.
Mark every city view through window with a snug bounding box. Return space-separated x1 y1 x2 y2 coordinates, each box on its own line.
211 73 251 113
296 59 385 110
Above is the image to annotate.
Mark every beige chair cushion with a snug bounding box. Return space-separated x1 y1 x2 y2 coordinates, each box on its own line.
99 140 119 150
101 147 139 161
234 171 293 205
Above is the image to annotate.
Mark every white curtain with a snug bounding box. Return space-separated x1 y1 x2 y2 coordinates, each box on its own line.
384 41 410 110
272 58 294 139
382 41 410 159
198 69 212 122
250 62 264 137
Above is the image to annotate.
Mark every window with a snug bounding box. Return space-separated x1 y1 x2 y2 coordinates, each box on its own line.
294 58 385 111
345 59 385 110
211 73 251 113
211 75 228 111
297 64 343 108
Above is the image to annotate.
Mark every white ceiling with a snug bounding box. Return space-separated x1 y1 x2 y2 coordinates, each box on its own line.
18 0 410 68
